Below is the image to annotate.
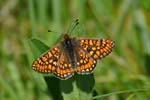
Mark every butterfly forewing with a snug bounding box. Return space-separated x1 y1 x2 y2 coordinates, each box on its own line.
32 47 61 73
79 38 114 60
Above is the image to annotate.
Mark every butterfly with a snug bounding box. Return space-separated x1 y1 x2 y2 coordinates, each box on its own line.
32 34 115 80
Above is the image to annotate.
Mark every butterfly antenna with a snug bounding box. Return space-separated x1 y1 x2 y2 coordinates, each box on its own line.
48 29 59 33
47 29 64 41
48 29 52 32
66 19 79 35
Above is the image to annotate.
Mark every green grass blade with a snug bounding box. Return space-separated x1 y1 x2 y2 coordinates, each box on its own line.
37 0 47 26
0 76 18 100
92 88 150 99
28 0 36 36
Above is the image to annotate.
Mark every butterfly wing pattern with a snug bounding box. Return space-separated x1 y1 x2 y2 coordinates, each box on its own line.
32 34 115 80
32 47 61 73
79 39 114 60
54 52 74 80
32 47 74 80
75 38 114 75
75 47 97 74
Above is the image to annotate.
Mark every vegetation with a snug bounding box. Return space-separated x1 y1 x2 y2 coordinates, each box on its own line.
0 0 150 100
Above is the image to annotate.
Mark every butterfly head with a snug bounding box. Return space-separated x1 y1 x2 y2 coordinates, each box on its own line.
63 34 71 40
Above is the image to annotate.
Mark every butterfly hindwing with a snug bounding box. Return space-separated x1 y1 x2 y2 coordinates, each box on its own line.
75 47 97 74
53 52 74 80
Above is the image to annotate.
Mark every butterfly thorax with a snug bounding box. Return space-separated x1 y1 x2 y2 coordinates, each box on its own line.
60 34 77 68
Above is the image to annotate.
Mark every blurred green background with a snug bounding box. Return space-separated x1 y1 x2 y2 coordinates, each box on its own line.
0 0 150 100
